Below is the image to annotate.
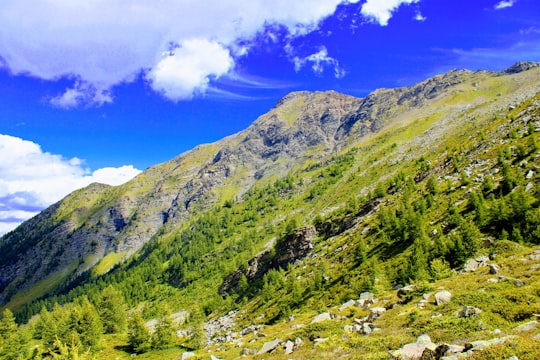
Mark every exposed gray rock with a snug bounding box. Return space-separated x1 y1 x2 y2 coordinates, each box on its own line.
181 352 196 360
489 264 500 274
312 312 332 323
458 306 482 318
463 259 479 272
434 290 452 305
257 338 281 355
284 340 294 354
369 307 386 321
390 334 437 359
513 320 538 332
339 299 357 312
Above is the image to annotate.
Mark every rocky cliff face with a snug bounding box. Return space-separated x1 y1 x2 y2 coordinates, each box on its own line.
1 62 539 308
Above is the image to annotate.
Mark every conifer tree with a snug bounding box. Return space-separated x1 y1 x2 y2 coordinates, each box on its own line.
68 298 103 349
0 308 29 360
127 312 150 353
152 316 175 350
97 285 127 334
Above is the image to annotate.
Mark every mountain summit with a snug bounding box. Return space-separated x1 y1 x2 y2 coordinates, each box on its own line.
1 62 540 359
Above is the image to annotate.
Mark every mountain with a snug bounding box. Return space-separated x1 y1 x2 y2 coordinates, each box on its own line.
1 62 540 359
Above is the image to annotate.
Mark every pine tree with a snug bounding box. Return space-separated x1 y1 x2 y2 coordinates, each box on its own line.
0 308 29 360
127 312 150 353
67 298 103 350
151 316 175 350
97 285 127 334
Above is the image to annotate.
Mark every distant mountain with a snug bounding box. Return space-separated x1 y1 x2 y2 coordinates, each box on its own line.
1 62 540 359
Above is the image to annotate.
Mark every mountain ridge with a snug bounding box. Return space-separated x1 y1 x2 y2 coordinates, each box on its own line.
1 61 539 311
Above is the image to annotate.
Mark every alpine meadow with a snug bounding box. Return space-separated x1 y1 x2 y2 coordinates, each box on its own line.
2 62 540 359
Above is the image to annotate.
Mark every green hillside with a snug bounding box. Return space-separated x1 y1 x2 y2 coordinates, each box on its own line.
1 63 540 359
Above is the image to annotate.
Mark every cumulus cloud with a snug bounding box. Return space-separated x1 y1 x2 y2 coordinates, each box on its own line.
0 134 141 235
494 0 515 9
361 0 420 26
293 47 346 78
49 81 112 109
0 0 364 106
148 39 234 101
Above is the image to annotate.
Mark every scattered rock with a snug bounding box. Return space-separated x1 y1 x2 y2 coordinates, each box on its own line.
513 320 538 332
458 306 482 318
514 278 525 287
470 336 513 350
284 340 294 354
181 352 196 360
210 355 222 360
240 348 256 356
339 299 357 312
434 290 452 305
489 264 500 274
529 253 540 261
391 334 437 359
487 277 498 283
257 338 281 354
359 291 375 305
463 259 479 272
369 307 386 320
314 337 329 344
312 312 332 323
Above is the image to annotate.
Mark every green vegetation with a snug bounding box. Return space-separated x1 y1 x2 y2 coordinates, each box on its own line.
2 68 540 358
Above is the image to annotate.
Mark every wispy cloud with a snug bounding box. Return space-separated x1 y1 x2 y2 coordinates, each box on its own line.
293 47 346 78
0 134 141 235
361 0 420 26
0 0 366 107
494 0 515 10
434 38 540 72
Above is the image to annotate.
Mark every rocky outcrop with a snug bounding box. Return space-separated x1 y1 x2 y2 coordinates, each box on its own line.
219 226 316 296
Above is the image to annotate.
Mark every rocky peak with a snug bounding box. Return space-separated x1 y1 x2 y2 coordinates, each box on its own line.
502 61 540 74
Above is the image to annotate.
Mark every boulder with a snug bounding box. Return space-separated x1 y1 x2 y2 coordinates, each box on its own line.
463 259 479 272
458 306 482 318
434 290 452 305
181 352 196 360
359 291 375 305
489 264 500 274
257 338 281 354
284 340 294 354
391 334 437 359
369 307 386 321
312 312 332 323
513 320 538 332
339 299 357 312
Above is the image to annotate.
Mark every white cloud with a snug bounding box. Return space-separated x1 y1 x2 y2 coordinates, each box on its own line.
361 0 420 26
494 0 515 10
0 0 363 105
148 39 234 101
0 134 141 235
293 47 345 78
415 12 427 22
49 81 112 109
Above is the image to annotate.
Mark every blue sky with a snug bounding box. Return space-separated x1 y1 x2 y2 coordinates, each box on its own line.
1 0 539 234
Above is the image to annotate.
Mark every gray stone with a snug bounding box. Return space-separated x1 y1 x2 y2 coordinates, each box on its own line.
463 259 479 272
181 352 196 360
311 312 332 323
489 264 500 274
284 340 294 354
257 338 281 354
390 334 437 359
435 290 452 305
359 291 375 304
369 307 386 320
529 254 540 261
210 355 222 360
513 320 538 332
339 299 356 312
458 306 482 318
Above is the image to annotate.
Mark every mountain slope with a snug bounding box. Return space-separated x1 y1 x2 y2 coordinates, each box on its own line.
1 62 540 340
